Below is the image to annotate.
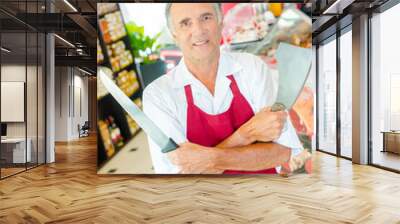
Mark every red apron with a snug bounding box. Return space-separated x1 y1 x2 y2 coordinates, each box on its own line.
185 75 276 174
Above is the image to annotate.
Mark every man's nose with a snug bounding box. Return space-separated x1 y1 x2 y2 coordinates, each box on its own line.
191 19 207 36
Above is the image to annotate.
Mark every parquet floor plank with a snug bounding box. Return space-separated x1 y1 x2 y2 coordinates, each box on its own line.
0 135 399 223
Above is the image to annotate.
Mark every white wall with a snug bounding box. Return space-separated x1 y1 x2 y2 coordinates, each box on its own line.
1 63 45 163
75 71 89 139
54 67 89 141
1 65 29 138
55 66 68 141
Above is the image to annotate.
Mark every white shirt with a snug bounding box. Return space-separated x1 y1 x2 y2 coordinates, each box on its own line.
143 51 303 174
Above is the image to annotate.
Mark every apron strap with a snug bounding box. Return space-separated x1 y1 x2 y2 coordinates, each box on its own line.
226 75 241 95
184 85 194 105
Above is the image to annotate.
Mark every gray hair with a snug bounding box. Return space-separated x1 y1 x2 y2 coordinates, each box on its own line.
165 3 222 33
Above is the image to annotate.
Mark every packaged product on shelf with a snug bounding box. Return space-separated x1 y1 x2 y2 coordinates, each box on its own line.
99 18 109 33
106 40 133 72
129 69 137 79
133 98 142 109
110 57 121 72
110 41 126 56
98 120 115 157
108 116 124 149
124 98 143 136
102 32 111 44
126 114 139 135
100 11 126 44
97 39 104 64
98 3 118 16
106 12 126 43
110 28 126 42
115 70 139 97
119 51 133 69
97 69 114 99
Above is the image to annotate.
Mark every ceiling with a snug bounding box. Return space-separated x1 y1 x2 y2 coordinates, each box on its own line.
0 0 96 74
311 0 391 44
3 0 395 74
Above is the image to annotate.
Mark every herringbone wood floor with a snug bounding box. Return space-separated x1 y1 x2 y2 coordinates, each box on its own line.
1 135 400 224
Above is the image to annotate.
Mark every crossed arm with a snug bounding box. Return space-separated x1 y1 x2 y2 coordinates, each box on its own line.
168 108 302 174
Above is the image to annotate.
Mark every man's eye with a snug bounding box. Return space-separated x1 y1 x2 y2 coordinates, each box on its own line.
203 15 212 20
181 21 190 28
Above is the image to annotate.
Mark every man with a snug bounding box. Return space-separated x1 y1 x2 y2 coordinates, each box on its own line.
143 3 311 174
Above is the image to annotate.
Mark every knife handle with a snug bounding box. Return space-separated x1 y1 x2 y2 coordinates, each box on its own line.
271 102 286 112
271 102 288 132
161 138 179 153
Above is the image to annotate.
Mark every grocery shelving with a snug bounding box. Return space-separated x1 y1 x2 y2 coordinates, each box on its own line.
97 3 143 167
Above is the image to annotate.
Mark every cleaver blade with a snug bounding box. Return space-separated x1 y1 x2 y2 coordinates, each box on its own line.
271 42 312 112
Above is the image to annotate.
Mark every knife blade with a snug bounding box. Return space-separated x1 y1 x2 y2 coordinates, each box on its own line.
271 43 312 112
98 67 178 153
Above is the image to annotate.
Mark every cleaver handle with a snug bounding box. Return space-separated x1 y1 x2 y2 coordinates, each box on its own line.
271 102 288 132
271 102 286 112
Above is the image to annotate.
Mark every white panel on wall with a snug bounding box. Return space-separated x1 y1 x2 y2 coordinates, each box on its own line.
54 67 89 141
1 82 25 122
75 86 81 118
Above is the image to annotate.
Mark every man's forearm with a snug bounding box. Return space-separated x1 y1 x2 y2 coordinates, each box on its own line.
216 125 253 148
217 108 288 148
212 143 291 171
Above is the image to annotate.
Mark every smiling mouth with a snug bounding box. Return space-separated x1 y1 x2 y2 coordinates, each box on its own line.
192 40 209 46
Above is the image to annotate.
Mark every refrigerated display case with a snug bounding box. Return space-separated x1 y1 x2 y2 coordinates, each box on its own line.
222 4 311 58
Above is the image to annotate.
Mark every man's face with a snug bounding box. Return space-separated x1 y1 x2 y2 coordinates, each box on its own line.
170 3 222 63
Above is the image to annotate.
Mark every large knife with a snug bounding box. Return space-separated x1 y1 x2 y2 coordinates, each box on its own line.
98 67 178 153
271 42 312 112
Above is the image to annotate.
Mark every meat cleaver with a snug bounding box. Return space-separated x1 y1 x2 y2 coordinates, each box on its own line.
271 42 312 112
98 67 178 153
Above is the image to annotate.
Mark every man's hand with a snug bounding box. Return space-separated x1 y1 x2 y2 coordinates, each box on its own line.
239 107 288 143
168 142 224 174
